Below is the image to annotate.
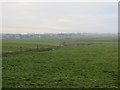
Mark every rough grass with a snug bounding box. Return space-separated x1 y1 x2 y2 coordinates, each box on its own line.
2 37 118 88
2 39 59 53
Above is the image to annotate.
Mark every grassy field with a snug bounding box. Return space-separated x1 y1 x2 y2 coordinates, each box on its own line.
2 36 118 88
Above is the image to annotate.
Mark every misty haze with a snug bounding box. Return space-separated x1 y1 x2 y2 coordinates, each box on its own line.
2 2 118 89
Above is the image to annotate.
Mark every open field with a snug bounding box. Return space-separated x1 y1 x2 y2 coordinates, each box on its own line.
2 36 118 88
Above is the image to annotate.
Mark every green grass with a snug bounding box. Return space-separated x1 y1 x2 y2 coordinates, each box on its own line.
2 37 118 88
2 39 60 52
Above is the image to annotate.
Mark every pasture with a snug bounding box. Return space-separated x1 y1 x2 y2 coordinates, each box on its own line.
2 36 118 88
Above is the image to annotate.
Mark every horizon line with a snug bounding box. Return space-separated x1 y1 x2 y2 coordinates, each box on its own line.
1 32 118 34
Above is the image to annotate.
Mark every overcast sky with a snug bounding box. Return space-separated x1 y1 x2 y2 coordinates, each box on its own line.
2 2 118 33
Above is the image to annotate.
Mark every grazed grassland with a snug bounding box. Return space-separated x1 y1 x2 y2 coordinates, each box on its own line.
2 36 118 88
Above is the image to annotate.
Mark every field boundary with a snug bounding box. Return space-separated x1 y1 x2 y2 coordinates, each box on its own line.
2 47 54 57
2 42 99 57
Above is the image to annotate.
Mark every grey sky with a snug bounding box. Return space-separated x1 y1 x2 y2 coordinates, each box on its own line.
2 2 118 33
